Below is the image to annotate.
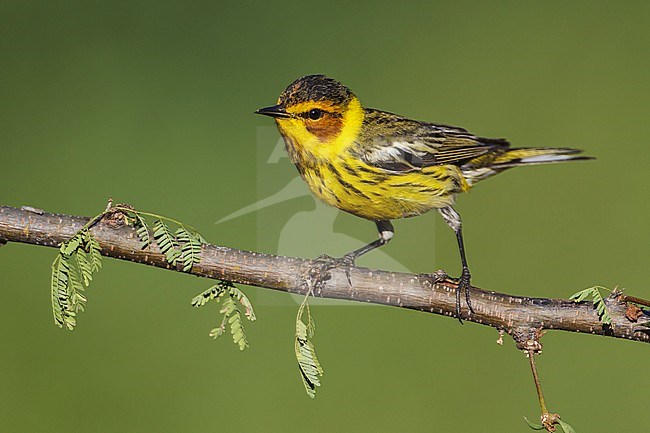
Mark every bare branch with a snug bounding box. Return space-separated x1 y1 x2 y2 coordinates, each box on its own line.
1 205 648 346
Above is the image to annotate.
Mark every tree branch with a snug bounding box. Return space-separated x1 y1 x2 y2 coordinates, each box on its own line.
1 204 648 347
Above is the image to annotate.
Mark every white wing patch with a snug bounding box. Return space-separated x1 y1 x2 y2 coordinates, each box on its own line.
363 140 431 165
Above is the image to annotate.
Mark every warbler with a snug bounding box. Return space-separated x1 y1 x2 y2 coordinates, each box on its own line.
256 74 592 320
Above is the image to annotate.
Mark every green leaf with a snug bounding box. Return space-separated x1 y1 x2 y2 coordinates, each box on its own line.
191 284 228 307
195 282 252 350
132 213 151 249
557 419 577 433
50 256 77 330
50 225 104 331
569 287 596 302
83 229 102 272
209 325 226 338
68 261 86 313
295 295 324 398
222 296 249 350
196 232 207 244
228 285 256 321
75 250 93 286
60 233 83 257
570 286 612 325
523 416 545 430
176 226 203 272
50 256 67 328
152 219 180 265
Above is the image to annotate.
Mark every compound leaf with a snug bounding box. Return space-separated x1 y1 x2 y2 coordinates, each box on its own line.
176 226 203 272
295 299 323 398
132 213 151 249
152 219 180 265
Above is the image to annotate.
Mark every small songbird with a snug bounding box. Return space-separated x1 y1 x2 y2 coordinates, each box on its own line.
256 74 592 321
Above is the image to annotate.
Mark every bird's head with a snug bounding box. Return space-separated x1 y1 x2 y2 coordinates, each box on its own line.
256 75 364 154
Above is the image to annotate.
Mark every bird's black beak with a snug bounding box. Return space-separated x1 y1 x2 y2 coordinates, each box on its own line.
255 105 291 119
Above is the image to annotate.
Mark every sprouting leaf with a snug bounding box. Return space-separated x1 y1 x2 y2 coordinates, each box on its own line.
570 286 612 325
523 416 545 430
570 287 595 303
51 256 68 328
295 295 324 398
132 213 151 249
557 419 577 433
67 260 86 313
223 296 248 350
209 324 226 338
191 284 228 307
75 250 93 286
50 224 104 331
60 233 83 257
50 255 77 330
83 229 102 272
152 219 180 265
228 285 256 321
219 295 236 316
193 282 253 350
176 226 203 272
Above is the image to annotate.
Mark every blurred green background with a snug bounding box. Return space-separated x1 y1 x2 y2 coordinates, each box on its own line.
1 2 648 432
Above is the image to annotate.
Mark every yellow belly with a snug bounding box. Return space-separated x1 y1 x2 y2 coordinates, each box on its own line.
300 157 469 220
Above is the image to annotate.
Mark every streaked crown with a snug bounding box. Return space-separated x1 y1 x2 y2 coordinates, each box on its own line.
278 75 354 107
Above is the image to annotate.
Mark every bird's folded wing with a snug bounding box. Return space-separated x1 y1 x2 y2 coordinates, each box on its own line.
358 116 509 172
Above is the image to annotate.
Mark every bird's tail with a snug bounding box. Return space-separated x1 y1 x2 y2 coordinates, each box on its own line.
461 147 593 185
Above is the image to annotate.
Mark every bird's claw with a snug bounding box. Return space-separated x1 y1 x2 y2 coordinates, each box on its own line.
455 267 474 323
429 269 449 283
311 253 355 287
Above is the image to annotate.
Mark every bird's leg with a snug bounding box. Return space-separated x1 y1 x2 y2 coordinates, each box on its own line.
312 220 394 286
455 227 474 315
437 206 475 323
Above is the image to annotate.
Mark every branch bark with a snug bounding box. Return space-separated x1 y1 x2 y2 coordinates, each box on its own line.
0 204 648 347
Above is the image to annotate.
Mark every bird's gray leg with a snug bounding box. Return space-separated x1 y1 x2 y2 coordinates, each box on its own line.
313 220 394 286
345 220 394 261
437 206 475 322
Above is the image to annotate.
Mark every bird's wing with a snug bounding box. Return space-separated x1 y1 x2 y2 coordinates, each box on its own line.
357 109 509 172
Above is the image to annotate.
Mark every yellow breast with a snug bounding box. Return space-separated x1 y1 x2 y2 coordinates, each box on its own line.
300 157 467 220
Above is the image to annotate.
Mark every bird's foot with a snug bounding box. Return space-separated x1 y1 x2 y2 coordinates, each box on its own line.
309 253 355 288
429 269 449 283
455 267 474 324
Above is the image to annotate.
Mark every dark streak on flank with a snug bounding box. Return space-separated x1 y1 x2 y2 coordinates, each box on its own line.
356 164 390 182
328 163 371 199
341 163 359 177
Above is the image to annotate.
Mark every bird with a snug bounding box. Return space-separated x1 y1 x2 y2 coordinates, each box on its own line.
255 74 592 321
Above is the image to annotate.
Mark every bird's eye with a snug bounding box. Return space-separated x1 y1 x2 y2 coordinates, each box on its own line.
307 109 324 120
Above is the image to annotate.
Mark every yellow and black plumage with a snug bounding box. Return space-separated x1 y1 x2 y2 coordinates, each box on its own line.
256 74 592 320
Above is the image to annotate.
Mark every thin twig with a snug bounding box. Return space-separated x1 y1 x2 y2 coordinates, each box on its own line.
527 349 560 432
620 294 650 308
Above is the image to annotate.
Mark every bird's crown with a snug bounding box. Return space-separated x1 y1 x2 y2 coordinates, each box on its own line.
278 75 354 107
